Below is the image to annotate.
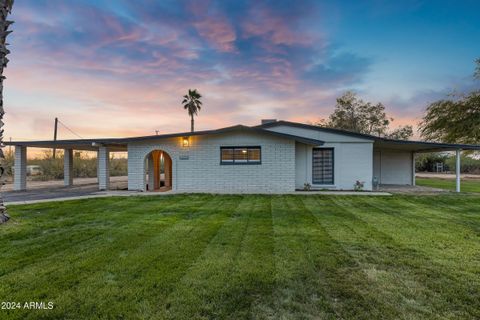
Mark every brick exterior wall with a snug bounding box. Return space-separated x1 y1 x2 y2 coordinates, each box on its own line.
64 149 74 186
98 146 110 190
128 131 296 193
14 146 27 191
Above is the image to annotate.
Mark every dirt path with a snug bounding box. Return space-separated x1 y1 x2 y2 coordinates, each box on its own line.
416 173 480 180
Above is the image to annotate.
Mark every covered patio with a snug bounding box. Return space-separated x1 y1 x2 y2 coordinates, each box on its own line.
373 138 480 193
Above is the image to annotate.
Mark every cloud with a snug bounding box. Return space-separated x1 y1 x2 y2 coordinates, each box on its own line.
194 18 237 52
5 0 383 141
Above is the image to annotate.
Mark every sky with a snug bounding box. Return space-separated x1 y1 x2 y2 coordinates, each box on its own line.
5 0 480 142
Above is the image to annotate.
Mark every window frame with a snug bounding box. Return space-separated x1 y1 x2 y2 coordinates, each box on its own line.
220 146 262 165
312 147 334 185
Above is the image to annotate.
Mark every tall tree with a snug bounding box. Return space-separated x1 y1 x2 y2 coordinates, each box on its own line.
0 0 13 224
420 59 480 144
420 91 480 143
182 89 202 132
322 91 413 140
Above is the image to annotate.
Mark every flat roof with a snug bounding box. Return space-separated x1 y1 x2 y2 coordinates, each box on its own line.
7 121 480 152
257 120 480 152
6 125 325 150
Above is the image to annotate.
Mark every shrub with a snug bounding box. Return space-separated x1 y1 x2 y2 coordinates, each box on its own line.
354 180 364 191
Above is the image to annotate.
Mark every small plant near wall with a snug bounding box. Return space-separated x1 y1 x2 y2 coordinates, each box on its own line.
303 183 311 191
354 180 365 191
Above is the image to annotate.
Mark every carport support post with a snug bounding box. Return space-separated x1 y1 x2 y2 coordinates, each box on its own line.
98 146 110 191
456 149 461 193
13 146 27 191
64 149 74 187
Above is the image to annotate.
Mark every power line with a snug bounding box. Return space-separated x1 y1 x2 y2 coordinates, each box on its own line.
57 119 84 139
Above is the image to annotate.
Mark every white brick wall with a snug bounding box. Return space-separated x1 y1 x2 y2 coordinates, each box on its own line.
98 147 110 190
64 149 74 186
128 131 296 193
14 146 27 191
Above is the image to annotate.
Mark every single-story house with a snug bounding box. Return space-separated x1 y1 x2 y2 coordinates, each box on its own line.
7 120 480 193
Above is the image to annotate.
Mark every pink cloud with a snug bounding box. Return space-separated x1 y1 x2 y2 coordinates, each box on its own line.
241 4 313 46
188 2 237 53
194 18 237 52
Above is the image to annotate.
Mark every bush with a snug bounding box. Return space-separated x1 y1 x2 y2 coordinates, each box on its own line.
416 152 480 174
415 153 449 172
445 154 480 174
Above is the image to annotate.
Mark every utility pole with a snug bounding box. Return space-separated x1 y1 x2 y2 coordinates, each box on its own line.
53 117 58 159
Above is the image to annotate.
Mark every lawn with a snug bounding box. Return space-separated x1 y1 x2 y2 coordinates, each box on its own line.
416 177 480 192
1 194 479 319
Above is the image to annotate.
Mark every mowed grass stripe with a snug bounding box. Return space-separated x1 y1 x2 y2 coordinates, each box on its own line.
1 195 235 319
317 196 448 318
61 194 239 319
318 196 479 319
353 196 480 269
0 195 211 276
401 195 480 233
300 196 401 320
0 195 211 285
163 195 274 319
265 195 337 319
354 196 480 319
1 194 479 320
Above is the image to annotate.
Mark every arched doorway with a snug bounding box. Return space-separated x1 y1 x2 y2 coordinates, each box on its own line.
145 150 172 192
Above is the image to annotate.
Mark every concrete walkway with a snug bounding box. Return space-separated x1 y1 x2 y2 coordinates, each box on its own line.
6 176 463 206
3 176 128 204
5 190 392 206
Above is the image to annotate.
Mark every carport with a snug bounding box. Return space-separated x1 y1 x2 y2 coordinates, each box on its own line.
373 139 480 192
7 139 128 191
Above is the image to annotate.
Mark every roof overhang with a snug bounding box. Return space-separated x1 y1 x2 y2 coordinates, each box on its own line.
4 139 128 151
374 139 480 152
5 124 324 150
258 120 480 152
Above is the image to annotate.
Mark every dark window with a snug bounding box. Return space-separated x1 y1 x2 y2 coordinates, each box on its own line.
221 148 234 163
221 146 261 164
312 148 334 184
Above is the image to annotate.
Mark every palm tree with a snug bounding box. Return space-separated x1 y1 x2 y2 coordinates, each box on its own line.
182 89 202 132
0 0 14 224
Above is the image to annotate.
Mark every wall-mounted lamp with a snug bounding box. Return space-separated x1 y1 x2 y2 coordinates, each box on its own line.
182 137 190 147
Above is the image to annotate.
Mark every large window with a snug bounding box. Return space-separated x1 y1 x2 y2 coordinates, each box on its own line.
220 146 261 164
312 148 334 184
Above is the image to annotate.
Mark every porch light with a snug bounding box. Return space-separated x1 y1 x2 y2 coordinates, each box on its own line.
182 137 189 147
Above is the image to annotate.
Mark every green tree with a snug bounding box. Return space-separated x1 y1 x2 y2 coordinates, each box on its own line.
420 59 480 144
385 126 414 140
0 0 14 224
322 91 413 140
182 89 202 132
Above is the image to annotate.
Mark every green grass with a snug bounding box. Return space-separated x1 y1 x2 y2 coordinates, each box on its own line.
1 194 480 319
416 177 480 192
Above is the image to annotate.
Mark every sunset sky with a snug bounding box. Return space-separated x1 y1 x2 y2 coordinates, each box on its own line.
5 0 480 142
